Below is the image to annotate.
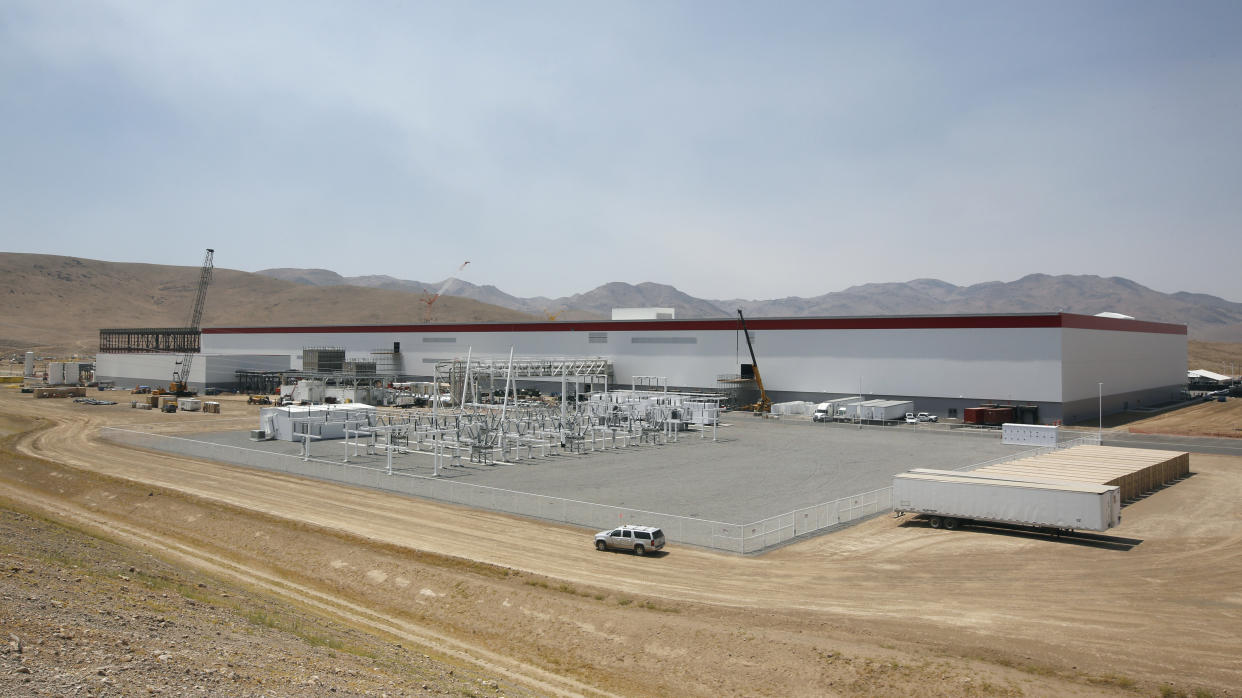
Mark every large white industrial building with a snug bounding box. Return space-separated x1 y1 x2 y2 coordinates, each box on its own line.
95 312 1186 424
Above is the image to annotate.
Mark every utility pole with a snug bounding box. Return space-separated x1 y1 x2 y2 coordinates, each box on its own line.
1098 382 1103 438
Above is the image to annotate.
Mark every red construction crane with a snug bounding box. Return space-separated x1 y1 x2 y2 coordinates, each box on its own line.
421 260 470 322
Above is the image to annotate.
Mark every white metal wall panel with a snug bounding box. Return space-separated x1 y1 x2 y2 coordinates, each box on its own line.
1060 328 1186 403
95 354 182 385
203 326 1066 401
96 353 290 388
203 355 291 384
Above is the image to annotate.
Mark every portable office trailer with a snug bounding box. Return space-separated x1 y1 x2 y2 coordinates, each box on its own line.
839 399 912 421
862 399 914 421
893 470 1122 532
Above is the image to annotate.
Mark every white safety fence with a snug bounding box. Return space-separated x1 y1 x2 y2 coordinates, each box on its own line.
99 427 1102 555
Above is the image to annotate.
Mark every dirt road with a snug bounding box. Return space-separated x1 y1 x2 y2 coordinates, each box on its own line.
2 390 1238 696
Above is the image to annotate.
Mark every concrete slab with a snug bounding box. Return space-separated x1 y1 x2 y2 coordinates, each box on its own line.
140 418 1031 524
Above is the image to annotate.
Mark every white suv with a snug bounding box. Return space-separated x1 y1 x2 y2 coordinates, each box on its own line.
594 525 665 556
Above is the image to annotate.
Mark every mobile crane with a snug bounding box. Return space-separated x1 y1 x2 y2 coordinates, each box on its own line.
168 249 214 395
736 309 771 414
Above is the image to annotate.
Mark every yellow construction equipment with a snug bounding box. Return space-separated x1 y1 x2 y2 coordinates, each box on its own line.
736 309 771 414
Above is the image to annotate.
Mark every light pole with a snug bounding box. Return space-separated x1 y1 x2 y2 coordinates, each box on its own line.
1098 382 1103 438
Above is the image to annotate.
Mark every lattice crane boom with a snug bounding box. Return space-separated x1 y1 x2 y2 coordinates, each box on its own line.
737 309 771 414
172 249 214 392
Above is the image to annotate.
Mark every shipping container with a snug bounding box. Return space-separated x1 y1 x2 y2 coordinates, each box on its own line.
963 407 987 424
964 406 1015 425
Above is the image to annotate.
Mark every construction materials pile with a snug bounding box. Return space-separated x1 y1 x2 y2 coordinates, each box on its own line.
967 444 1189 502
34 387 87 399
770 401 816 416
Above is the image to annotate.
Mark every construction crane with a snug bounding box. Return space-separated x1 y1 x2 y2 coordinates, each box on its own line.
421 260 470 322
736 309 771 414
169 249 214 395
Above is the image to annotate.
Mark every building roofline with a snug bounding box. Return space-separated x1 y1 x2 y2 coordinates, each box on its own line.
202 312 1186 336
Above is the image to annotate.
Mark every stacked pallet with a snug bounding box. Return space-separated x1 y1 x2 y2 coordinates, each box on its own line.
971 445 1189 502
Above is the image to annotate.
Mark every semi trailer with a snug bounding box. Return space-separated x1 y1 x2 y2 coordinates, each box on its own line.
893 469 1122 533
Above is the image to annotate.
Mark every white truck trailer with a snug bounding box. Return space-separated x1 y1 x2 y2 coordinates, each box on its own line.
893 469 1122 533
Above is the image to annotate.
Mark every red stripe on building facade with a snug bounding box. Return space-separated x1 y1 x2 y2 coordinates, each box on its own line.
201 312 1186 336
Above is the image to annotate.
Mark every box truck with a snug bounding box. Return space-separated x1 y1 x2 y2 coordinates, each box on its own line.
893 469 1121 533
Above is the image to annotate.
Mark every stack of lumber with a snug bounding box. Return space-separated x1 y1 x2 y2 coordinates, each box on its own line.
971 445 1189 502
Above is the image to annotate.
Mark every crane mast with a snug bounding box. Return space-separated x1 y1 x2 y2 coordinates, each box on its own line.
736 309 771 414
171 249 214 394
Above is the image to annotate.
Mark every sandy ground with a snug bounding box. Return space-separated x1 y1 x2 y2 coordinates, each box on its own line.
1119 398 1242 438
1 388 1238 696
1069 397 1242 438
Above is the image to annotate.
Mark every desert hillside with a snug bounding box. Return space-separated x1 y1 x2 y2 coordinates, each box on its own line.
1188 340 1242 375
4 252 1241 373
0 253 535 356
261 267 1242 342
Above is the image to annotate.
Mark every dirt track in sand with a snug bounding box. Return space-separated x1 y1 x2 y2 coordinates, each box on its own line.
2 389 1239 696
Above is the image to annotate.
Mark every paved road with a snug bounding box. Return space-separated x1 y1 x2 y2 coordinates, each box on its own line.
1102 432 1242 455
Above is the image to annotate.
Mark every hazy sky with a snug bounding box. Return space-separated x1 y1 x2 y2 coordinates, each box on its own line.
3 1 1240 301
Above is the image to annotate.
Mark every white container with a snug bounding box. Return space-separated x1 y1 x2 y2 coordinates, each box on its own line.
770 401 815 416
177 398 202 411
1002 423 1058 446
258 404 377 441
861 399 914 421
893 470 1121 532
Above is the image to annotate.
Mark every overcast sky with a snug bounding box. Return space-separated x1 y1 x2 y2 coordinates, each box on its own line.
2 1 1240 301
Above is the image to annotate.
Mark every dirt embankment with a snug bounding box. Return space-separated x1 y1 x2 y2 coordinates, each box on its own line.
0 505 531 697
1125 398 1242 438
2 389 1239 696
1072 397 1242 437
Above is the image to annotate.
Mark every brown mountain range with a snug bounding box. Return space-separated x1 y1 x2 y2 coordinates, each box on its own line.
0 253 533 356
2 253 1239 372
258 268 1242 343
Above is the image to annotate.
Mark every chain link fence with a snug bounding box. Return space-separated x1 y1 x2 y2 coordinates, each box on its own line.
733 431 1102 552
102 427 746 552
100 427 1101 555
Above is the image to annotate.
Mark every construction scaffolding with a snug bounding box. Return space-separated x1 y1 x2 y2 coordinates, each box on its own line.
99 328 200 354
434 355 613 407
